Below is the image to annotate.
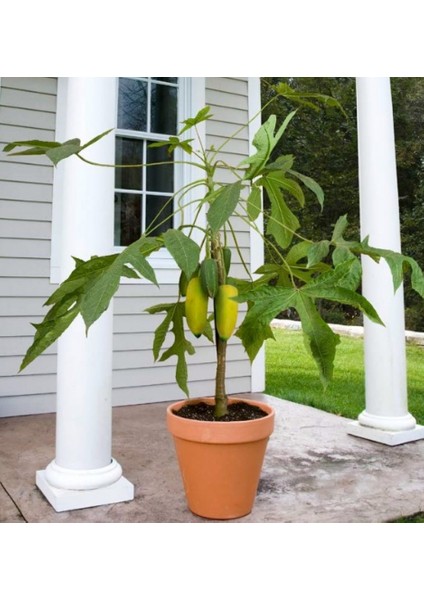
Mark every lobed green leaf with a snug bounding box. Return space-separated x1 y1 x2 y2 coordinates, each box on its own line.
4 130 114 167
46 142 83 166
178 106 212 135
80 263 121 331
289 170 324 210
121 265 141 280
269 172 305 207
263 177 299 249
121 245 158 285
149 303 176 361
236 287 296 361
20 297 80 371
332 245 355 267
304 284 383 325
45 254 119 308
285 241 313 265
293 294 340 388
3 139 61 153
236 320 275 363
246 185 262 222
207 181 242 233
263 154 294 173
275 83 347 116
163 229 200 279
409 257 424 297
349 240 424 297
149 136 194 155
242 112 297 180
80 129 114 151
307 240 330 267
156 302 195 396
331 214 349 242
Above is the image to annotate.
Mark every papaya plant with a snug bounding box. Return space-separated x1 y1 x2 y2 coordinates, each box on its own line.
4 84 424 419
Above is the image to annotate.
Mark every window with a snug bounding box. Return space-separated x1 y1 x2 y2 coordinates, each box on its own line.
114 77 179 246
50 77 205 285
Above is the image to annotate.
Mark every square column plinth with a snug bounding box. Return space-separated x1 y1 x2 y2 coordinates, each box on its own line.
36 470 135 512
347 422 424 446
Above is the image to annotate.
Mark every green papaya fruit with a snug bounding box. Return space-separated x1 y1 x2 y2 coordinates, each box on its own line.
185 277 208 338
200 258 219 298
222 247 232 276
215 284 238 341
179 271 189 297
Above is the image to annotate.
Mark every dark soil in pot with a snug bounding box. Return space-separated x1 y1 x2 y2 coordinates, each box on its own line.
173 401 268 422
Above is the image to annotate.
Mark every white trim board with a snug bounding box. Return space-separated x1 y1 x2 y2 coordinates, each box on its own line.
247 77 265 393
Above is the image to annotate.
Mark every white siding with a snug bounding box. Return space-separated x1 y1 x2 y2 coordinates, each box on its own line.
0 77 255 416
0 77 57 416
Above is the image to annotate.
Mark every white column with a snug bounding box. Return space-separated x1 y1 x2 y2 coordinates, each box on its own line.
36 78 134 510
248 77 266 392
347 77 424 445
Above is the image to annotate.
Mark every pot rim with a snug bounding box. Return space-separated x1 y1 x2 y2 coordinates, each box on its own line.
166 396 275 444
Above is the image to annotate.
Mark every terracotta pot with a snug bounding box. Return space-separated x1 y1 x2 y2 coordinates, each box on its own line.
167 397 275 520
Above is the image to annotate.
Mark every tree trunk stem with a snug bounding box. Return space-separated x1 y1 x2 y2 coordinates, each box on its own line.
211 234 228 418
214 336 228 418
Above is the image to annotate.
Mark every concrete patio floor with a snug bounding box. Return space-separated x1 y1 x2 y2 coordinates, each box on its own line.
1 393 424 523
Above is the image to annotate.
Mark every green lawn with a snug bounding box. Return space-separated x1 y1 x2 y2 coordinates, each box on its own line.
265 328 424 425
390 512 424 523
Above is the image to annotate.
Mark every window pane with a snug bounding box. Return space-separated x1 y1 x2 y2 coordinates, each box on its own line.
146 145 174 193
115 138 143 190
118 78 147 131
146 195 173 236
153 77 178 84
114 192 142 246
151 83 177 135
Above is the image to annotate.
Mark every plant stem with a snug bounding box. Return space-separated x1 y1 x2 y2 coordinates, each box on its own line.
214 336 228 418
77 154 205 171
211 234 229 418
227 220 251 279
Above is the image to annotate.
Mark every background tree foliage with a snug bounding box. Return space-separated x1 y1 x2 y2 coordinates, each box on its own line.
261 77 424 330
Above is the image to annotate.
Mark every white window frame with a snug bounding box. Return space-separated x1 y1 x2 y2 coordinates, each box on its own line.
50 77 206 285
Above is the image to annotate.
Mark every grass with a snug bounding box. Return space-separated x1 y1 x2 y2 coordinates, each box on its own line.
265 328 424 425
390 512 424 523
265 328 424 523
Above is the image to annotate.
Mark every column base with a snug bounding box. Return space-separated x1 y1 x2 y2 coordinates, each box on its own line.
44 457 123 490
36 470 134 512
347 421 424 446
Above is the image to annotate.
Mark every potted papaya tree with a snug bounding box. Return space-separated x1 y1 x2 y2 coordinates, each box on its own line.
4 83 424 519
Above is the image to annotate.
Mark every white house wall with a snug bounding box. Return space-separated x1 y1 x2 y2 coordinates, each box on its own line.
0 78 57 416
0 77 255 417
